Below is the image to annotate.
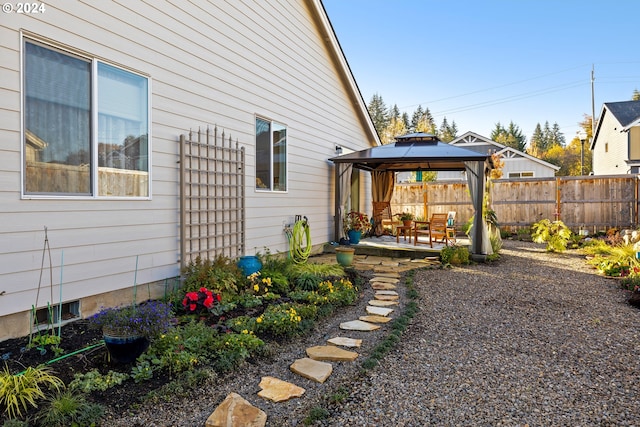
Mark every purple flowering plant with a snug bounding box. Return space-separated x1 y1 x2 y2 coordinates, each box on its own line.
89 300 174 339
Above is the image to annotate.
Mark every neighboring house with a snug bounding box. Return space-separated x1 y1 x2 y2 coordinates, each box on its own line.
0 0 378 340
398 131 558 182
591 100 640 175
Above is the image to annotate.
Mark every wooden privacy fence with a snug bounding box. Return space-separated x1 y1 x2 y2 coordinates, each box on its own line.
390 175 640 233
179 127 245 270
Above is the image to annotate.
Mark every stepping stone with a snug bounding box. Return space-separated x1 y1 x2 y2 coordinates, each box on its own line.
366 306 394 316
359 315 392 324
373 267 400 275
368 299 399 307
339 319 380 331
375 294 399 301
381 261 399 267
306 345 358 362
206 392 266 427
327 336 362 348
257 376 305 402
359 256 387 265
290 358 332 383
376 290 399 296
371 282 397 290
371 276 399 284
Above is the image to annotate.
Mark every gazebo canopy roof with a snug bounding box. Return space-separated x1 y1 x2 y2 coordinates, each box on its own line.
330 132 492 172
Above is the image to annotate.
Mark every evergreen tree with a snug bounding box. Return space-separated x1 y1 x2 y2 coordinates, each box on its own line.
411 105 425 132
401 112 410 130
549 122 565 147
490 121 526 151
529 123 545 157
438 117 457 142
414 107 437 134
381 115 407 145
389 104 401 120
367 93 389 136
633 89 640 101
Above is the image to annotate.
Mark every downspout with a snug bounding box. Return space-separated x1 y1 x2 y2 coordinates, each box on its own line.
334 164 341 242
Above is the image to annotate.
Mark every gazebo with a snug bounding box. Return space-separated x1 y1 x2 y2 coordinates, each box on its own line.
330 132 494 260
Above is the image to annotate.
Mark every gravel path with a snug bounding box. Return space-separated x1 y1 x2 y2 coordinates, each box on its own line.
330 240 640 426
106 240 640 426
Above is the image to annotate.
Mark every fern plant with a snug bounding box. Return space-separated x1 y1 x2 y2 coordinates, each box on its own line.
531 219 573 252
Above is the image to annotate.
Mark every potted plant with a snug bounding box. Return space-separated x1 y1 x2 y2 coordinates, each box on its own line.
89 300 174 363
396 212 414 227
344 211 371 244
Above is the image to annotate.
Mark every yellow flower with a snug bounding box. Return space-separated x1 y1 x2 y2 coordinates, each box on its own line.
262 277 272 286
242 329 248 334
253 284 260 292
256 316 263 323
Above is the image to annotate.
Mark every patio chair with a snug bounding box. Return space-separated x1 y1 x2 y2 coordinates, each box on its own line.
414 213 452 247
372 201 400 236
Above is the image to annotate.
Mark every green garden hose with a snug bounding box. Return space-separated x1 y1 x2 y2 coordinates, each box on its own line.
289 217 311 263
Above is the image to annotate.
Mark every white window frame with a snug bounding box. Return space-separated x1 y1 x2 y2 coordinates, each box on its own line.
255 115 288 193
20 35 152 200
508 171 534 178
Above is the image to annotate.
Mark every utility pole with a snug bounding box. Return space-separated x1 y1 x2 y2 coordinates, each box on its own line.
591 65 596 136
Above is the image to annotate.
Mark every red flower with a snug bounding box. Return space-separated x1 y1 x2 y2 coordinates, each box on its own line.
182 287 221 314
203 295 214 308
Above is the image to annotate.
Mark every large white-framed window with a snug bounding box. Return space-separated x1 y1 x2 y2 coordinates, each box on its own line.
255 116 287 192
23 38 150 198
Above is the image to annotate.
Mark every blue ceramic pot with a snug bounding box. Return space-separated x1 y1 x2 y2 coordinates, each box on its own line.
237 255 262 276
103 332 149 364
347 229 362 244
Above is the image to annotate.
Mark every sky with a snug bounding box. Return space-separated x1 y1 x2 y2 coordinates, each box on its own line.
322 0 640 144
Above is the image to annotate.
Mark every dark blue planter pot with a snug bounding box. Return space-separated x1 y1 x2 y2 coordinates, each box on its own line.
103 333 149 364
237 255 262 276
347 230 362 244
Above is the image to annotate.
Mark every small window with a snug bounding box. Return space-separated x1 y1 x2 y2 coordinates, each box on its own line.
508 171 534 178
33 301 80 328
605 142 608 153
23 39 150 197
255 117 287 191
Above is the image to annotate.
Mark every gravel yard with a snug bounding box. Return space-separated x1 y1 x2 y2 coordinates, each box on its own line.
107 239 640 426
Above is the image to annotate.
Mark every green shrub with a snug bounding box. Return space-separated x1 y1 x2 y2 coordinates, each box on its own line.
256 304 303 338
182 255 242 295
0 365 64 419
440 245 470 265
531 219 572 252
211 332 264 373
35 390 104 427
286 263 345 281
138 321 218 377
294 272 322 291
69 369 129 393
